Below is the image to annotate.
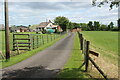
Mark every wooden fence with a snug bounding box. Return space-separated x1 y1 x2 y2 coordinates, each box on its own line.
77 32 108 80
12 33 61 54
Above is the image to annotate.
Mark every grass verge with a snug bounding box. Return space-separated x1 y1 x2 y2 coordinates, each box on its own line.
1 34 67 68
57 33 91 79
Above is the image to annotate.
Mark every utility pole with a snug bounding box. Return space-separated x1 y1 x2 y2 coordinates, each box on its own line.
4 0 10 60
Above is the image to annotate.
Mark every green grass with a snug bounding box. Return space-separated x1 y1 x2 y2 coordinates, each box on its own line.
57 33 91 79
1 32 67 68
81 31 118 65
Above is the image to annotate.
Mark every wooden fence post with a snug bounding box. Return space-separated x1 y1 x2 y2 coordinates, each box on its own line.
13 34 15 51
28 34 31 51
47 34 48 43
54 34 55 40
81 34 83 50
37 35 39 48
85 41 90 72
51 34 52 41
33 35 35 49
42 35 44 45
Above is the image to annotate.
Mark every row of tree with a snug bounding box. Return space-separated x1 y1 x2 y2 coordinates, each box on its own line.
81 21 118 31
54 16 118 32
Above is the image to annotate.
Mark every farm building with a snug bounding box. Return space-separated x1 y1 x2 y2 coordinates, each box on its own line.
71 27 82 32
36 21 62 32
9 26 29 32
36 22 53 31
0 24 5 31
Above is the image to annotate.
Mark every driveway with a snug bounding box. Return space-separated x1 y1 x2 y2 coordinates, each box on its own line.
2 32 75 79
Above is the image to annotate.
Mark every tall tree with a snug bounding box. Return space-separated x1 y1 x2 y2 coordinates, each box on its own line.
88 21 93 31
109 22 114 30
68 22 74 29
54 16 69 32
100 24 107 31
94 21 100 31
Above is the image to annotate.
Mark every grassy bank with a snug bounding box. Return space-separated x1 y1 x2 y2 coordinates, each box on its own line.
2 33 67 68
57 33 90 79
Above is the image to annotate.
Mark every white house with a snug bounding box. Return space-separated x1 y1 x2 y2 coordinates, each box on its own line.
36 22 53 31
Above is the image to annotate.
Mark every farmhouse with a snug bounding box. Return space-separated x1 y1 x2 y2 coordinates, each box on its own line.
36 21 62 32
36 22 53 31
10 26 29 32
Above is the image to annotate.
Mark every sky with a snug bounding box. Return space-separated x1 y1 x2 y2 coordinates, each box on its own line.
0 0 119 26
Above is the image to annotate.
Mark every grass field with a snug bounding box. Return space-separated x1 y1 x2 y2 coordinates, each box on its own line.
81 31 118 65
57 33 91 79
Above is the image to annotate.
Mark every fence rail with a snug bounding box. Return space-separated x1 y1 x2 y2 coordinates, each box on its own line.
13 33 62 52
77 31 108 80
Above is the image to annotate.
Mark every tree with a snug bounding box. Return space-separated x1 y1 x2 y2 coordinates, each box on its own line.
54 16 69 32
100 24 107 31
107 22 114 30
109 22 114 30
68 22 74 29
72 23 80 28
80 23 88 31
94 21 100 31
88 21 93 31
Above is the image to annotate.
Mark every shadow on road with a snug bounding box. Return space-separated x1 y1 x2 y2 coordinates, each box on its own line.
2 65 90 80
2 66 60 80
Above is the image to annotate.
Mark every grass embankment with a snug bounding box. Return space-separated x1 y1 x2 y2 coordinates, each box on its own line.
57 33 91 79
1 33 67 68
82 31 118 65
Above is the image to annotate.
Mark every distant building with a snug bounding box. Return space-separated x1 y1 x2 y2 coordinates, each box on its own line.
0 24 5 31
36 22 53 31
71 27 82 32
36 21 62 32
9 26 29 32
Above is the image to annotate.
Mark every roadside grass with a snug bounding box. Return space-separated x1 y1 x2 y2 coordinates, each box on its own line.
81 31 118 65
1 33 67 68
57 33 91 79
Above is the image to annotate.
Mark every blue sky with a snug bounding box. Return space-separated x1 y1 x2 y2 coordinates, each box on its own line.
0 0 118 26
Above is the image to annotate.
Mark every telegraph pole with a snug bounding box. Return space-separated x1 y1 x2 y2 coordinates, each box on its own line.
4 0 10 60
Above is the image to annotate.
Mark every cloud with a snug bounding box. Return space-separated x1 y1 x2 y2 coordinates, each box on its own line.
0 2 118 26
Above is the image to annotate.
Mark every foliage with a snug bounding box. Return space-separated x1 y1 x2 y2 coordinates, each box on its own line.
67 22 74 29
72 23 80 28
93 21 100 31
92 0 120 9
80 23 89 31
100 24 108 31
88 21 94 31
54 16 69 32
80 21 117 31
29 24 39 29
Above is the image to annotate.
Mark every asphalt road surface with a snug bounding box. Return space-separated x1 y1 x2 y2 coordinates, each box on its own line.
2 32 75 79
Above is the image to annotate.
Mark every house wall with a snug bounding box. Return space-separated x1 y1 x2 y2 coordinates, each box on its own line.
16 30 20 32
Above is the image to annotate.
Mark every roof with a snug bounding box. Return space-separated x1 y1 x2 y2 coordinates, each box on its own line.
38 22 50 28
10 26 28 30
